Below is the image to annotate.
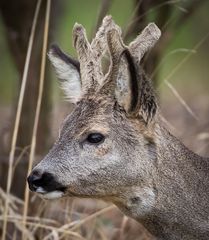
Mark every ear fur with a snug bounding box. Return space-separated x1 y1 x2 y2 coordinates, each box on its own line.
115 49 138 113
48 44 81 103
115 50 157 123
137 70 157 123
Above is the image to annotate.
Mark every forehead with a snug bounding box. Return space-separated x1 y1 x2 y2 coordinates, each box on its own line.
61 97 114 137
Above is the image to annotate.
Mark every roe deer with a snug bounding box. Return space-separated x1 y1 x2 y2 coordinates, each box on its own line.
28 16 209 240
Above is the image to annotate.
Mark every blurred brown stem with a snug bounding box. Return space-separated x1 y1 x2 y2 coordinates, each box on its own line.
91 0 112 39
124 0 207 86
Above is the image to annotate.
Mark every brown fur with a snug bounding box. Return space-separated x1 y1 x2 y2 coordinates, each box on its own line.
29 16 209 240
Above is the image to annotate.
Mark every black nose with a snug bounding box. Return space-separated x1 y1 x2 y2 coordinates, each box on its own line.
27 170 66 193
27 170 43 192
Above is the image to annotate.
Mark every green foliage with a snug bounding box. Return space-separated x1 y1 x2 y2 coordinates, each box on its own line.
0 0 209 104
0 16 18 103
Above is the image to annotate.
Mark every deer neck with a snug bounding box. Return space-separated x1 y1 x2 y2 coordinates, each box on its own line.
114 124 209 240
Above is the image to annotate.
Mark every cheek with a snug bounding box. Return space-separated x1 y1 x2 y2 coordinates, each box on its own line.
82 141 112 159
95 146 110 157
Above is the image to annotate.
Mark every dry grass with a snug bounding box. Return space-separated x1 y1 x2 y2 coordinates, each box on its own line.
0 1 209 240
1 1 43 239
0 1 152 239
0 189 152 240
22 0 51 235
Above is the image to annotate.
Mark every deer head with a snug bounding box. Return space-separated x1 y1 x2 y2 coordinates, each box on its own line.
28 16 161 207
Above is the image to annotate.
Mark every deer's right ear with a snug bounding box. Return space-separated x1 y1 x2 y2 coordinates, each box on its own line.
48 44 81 103
116 49 157 123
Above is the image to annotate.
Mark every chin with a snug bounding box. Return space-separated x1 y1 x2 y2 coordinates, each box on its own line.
35 187 66 200
39 190 65 200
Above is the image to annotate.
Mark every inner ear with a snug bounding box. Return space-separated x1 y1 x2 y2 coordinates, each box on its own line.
115 49 157 123
123 50 139 113
115 49 139 115
50 44 80 71
48 44 82 103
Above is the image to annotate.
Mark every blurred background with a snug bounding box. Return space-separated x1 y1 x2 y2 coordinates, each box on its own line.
0 0 209 239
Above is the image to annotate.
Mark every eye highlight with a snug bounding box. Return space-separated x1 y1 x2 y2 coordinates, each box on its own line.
86 133 105 144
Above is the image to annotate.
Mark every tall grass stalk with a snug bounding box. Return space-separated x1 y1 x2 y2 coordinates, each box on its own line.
162 30 209 85
48 205 116 240
1 1 42 239
22 0 51 239
159 30 209 121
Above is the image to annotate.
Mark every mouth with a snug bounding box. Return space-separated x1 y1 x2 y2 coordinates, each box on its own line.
35 187 67 200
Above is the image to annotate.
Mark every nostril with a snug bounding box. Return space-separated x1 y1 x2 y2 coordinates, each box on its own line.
31 170 42 179
27 171 66 194
27 170 43 192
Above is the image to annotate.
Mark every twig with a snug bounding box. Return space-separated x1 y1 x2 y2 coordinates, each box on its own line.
12 146 30 182
160 29 209 85
165 80 198 121
1 1 42 240
44 205 116 240
0 217 85 240
22 0 51 238
123 0 181 40
151 48 196 79
70 205 115 231
174 0 207 30
94 0 112 33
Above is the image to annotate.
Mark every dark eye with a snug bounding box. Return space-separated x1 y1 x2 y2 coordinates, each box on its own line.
86 133 105 144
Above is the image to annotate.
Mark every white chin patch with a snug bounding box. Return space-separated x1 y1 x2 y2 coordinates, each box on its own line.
40 190 64 200
35 187 65 200
36 187 47 194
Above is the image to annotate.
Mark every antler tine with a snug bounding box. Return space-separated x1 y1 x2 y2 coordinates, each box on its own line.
106 28 124 63
129 23 161 63
73 23 99 91
91 16 122 85
73 23 91 61
101 27 125 95
91 15 121 60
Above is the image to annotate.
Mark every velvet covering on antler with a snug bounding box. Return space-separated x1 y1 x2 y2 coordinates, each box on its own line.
48 16 161 122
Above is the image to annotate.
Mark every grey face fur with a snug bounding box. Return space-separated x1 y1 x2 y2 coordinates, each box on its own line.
33 97 156 199
29 16 209 240
30 16 161 201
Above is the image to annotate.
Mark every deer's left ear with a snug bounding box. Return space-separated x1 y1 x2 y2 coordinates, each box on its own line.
115 50 157 123
48 44 82 103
